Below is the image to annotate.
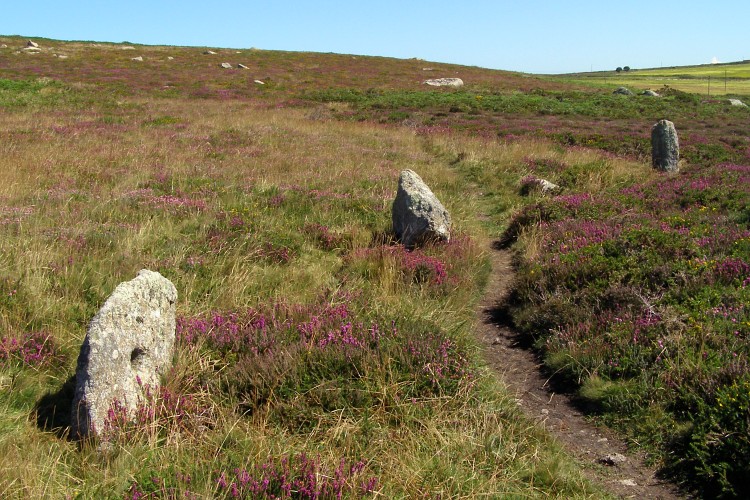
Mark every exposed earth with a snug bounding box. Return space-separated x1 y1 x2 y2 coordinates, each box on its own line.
477 244 685 499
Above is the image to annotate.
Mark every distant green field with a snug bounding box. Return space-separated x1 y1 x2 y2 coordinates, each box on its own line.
559 61 750 96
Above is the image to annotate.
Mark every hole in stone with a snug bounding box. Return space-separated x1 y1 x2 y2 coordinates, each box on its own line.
130 347 146 368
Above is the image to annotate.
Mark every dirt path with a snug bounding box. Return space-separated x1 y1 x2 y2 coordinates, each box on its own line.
477 245 685 499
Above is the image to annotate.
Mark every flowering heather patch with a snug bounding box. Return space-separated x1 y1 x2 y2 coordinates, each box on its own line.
176 292 475 428
523 156 569 174
123 188 208 213
404 334 473 390
346 245 449 287
100 383 215 443
0 205 34 225
214 454 377 499
177 297 397 361
302 223 349 251
126 454 377 499
510 161 750 494
0 331 61 367
147 194 208 212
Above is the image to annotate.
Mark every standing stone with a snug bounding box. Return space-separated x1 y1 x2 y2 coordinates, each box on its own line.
392 170 451 248
651 120 679 172
71 270 177 439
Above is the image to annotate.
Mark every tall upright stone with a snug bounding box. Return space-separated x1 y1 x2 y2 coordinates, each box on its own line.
71 270 177 439
651 119 679 172
392 170 451 248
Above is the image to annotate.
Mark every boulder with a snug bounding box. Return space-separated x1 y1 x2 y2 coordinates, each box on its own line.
22 47 42 53
26 40 39 48
521 176 561 195
203 50 217 55
121 46 135 50
641 90 660 97
392 170 451 247
237 63 249 69
220 62 233 69
424 78 463 87
651 119 679 172
729 99 748 107
613 86 634 96
131 56 144 62
254 80 265 85
71 270 177 439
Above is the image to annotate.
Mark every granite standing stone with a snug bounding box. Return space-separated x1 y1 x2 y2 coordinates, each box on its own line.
651 120 679 172
71 270 177 438
392 170 451 248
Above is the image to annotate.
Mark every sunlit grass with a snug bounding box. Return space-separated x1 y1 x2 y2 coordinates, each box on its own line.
0 85 600 497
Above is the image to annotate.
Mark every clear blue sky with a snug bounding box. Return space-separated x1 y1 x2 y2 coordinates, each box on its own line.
2 1 748 74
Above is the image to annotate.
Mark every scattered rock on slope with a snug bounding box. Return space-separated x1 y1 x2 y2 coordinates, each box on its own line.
729 98 748 107
26 40 39 48
651 119 679 172
220 62 233 69
392 169 451 248
131 56 144 62
521 176 561 195
613 86 634 96
71 270 177 439
641 90 660 97
424 78 464 87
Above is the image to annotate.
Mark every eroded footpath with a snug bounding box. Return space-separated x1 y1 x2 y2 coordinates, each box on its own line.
477 245 685 499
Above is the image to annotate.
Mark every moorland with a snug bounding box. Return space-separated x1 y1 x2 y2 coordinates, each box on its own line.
1 35 749 498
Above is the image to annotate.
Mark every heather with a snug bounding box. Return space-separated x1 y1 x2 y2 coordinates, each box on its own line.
0 44 597 498
508 162 750 496
4 34 749 498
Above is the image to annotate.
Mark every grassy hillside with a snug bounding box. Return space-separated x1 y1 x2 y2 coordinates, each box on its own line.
1 35 749 498
560 61 750 96
0 36 605 498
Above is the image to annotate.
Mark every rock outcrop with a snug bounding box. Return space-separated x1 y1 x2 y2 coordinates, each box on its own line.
424 78 463 88
651 119 679 172
71 270 177 439
392 170 451 248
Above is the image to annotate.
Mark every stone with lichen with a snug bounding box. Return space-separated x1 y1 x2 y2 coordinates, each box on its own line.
71 270 177 439
392 169 451 248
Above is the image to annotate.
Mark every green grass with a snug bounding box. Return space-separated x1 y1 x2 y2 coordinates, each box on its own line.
0 50 603 498
558 61 750 96
2 33 749 498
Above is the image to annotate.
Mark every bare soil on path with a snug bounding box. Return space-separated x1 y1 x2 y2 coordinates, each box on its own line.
477 244 686 499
